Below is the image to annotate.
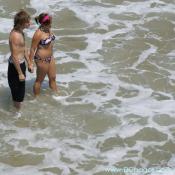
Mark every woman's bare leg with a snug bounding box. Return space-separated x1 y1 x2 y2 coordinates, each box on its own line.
34 62 48 96
48 59 58 92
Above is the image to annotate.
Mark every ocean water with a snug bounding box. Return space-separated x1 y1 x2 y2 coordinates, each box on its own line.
0 0 175 174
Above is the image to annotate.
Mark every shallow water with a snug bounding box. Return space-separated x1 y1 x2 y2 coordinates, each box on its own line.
0 0 175 175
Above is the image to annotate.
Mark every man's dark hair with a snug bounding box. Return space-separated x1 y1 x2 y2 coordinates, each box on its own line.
14 10 30 30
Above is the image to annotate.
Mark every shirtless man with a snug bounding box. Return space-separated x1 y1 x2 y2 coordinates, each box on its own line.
8 10 32 112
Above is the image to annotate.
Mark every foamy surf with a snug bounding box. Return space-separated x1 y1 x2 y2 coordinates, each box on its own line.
0 0 175 175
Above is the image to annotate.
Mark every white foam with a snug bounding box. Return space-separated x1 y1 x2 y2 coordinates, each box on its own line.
132 44 157 68
0 1 175 174
0 165 45 175
30 0 52 13
0 18 12 33
167 50 175 59
0 58 8 86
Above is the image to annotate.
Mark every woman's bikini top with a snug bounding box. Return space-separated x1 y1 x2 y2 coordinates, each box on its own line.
39 34 55 46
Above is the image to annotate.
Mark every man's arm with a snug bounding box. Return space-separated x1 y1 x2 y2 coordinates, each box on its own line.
10 32 25 81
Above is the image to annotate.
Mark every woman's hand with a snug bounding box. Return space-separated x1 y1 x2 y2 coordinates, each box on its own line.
28 63 34 73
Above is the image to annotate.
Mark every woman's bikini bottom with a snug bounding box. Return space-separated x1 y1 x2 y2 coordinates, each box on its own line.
34 54 52 63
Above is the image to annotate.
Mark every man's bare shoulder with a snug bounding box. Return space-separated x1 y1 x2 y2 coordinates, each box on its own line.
9 30 24 45
10 30 23 40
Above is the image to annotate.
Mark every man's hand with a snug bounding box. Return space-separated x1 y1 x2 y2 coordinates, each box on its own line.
18 73 25 81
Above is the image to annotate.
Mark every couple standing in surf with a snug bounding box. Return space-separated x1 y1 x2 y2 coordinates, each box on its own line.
8 10 58 113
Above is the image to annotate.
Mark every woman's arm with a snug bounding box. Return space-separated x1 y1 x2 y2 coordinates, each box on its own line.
24 47 30 65
29 30 40 72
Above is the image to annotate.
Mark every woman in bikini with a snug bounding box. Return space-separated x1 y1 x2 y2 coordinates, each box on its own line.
29 13 58 96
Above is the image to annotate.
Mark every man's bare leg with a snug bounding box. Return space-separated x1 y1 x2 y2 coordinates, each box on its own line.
13 101 21 111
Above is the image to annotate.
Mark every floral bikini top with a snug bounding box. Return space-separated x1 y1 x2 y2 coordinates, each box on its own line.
39 34 56 46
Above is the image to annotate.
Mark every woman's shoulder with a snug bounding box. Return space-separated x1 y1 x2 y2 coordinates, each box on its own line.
33 29 42 38
35 28 42 34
